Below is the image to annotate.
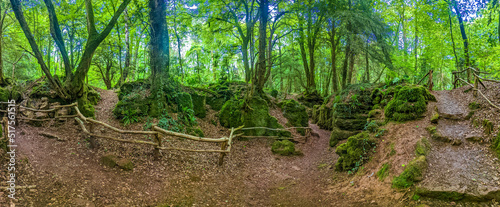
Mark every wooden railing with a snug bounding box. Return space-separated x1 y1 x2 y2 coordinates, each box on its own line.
453 67 500 110
417 69 434 91
9 102 241 166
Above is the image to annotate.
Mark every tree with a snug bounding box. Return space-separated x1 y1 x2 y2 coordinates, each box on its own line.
10 0 131 99
149 0 170 86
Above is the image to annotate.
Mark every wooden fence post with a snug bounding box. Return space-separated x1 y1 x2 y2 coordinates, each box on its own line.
153 132 162 160
473 73 478 98
217 141 228 166
87 121 98 148
428 70 433 91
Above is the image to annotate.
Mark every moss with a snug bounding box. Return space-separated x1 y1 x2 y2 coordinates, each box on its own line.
279 99 308 135
190 92 206 118
392 156 427 188
368 109 382 118
375 128 386 138
242 97 290 137
101 154 118 168
335 132 376 171
297 90 323 107
425 126 437 134
194 128 204 137
271 140 296 156
388 143 396 156
385 85 434 122
415 137 431 156
270 89 278 98
412 194 421 201
377 163 390 181
207 96 226 111
364 120 379 133
334 118 367 131
492 128 500 158
116 159 134 171
176 92 193 112
468 102 481 110
415 188 465 201
219 99 244 128
482 119 494 135
329 128 358 147
430 111 439 124
77 92 96 118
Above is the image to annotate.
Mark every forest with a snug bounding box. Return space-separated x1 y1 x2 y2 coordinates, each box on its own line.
0 0 500 206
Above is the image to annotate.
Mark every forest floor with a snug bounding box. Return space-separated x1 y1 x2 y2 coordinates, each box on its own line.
1 83 500 206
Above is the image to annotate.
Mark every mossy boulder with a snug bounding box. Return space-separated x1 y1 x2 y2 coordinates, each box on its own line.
385 85 435 122
333 118 367 131
297 90 323 108
335 132 376 171
271 140 295 156
392 155 427 188
0 86 22 103
176 92 193 112
492 128 500 158
190 92 206 118
207 95 226 111
100 154 134 171
219 99 244 128
279 99 308 135
329 128 359 147
242 96 290 137
415 137 431 156
114 80 153 118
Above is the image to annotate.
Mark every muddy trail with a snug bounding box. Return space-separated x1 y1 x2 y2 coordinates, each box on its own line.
1 89 339 206
417 90 500 201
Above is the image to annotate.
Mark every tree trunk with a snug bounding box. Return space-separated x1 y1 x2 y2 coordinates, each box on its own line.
253 0 268 94
365 44 369 83
347 51 355 85
149 0 169 87
448 9 459 71
330 23 338 93
452 0 471 81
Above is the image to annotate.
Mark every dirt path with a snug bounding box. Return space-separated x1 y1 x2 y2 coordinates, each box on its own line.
417 90 500 201
3 90 339 206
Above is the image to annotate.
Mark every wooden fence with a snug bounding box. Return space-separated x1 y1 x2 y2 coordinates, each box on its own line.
4 102 242 166
453 67 500 110
2 100 313 165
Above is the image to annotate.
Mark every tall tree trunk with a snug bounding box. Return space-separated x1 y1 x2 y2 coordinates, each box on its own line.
253 0 268 94
448 10 459 71
347 51 355 85
116 9 131 87
365 44 369 83
149 0 169 87
330 23 339 93
452 0 471 81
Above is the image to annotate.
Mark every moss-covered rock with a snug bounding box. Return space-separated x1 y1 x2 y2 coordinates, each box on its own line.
176 92 193 112
415 137 431 156
297 90 323 108
100 154 134 171
335 132 376 171
279 99 308 135
77 92 95 118
333 118 367 131
492 128 500 158
219 99 244 128
430 111 439 124
191 92 206 118
392 156 427 188
271 140 295 156
385 85 435 122
329 128 358 147
207 96 226 111
415 188 465 201
270 89 278 98
242 97 290 137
